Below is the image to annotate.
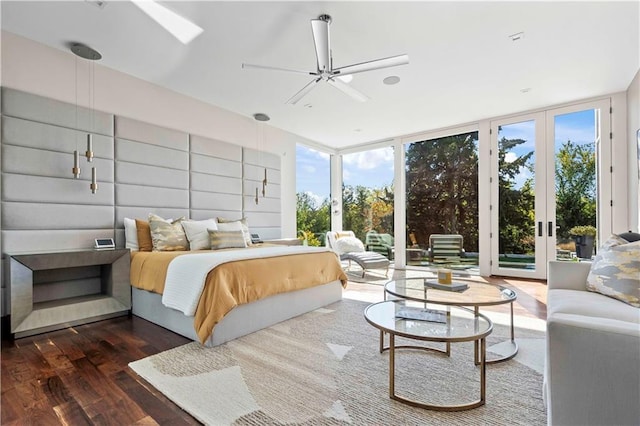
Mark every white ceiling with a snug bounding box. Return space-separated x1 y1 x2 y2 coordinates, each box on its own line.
2 1 639 150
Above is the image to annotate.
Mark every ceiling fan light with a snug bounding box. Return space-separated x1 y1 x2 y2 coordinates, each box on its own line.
132 0 203 44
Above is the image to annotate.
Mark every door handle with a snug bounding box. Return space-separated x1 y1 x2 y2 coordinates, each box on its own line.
548 221 553 237
538 221 543 237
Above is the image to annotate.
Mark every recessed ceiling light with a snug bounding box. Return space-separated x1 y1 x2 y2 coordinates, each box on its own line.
337 75 353 83
509 32 524 41
85 0 107 9
520 87 531 93
383 76 400 85
253 113 270 121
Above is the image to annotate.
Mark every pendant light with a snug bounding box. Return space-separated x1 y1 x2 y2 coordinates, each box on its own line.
70 42 101 192
253 113 270 202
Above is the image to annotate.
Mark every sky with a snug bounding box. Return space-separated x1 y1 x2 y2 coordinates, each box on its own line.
296 109 597 204
500 109 596 188
296 145 394 206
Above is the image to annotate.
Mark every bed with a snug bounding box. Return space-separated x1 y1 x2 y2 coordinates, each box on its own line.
129 245 347 347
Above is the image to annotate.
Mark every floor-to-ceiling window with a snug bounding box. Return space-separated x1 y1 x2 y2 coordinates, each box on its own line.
342 146 394 258
295 144 330 246
405 131 479 270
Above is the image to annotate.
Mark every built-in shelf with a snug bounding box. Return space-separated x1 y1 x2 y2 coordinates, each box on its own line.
7 248 131 338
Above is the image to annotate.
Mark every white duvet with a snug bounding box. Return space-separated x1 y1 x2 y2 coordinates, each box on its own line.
161 245 333 316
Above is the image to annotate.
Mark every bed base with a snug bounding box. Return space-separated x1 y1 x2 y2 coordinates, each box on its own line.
131 280 343 347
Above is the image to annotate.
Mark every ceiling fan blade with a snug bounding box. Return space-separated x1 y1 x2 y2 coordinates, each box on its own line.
311 18 331 72
334 54 409 76
327 78 369 102
242 63 316 76
131 0 203 44
286 78 322 105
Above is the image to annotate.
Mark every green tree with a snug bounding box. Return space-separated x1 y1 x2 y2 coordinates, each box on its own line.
555 140 596 240
341 184 394 243
497 137 535 254
296 192 330 245
405 132 479 252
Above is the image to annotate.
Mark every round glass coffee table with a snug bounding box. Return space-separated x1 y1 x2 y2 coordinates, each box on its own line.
384 278 518 364
364 300 493 411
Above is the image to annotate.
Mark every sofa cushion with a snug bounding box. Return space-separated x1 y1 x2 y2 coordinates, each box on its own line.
586 235 640 307
548 289 640 324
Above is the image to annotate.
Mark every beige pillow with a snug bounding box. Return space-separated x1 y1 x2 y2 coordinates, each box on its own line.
217 217 252 246
586 235 640 307
148 213 188 252
209 229 247 250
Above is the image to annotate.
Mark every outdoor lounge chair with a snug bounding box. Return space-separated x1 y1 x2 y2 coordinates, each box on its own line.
326 231 390 278
428 234 465 264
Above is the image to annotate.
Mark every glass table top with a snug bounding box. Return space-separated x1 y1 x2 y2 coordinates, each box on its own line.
385 277 516 307
364 300 493 343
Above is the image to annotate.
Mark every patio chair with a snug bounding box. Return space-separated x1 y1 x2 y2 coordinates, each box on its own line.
326 231 390 278
428 234 465 264
365 230 394 258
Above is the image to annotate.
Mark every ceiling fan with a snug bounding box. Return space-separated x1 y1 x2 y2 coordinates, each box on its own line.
242 14 409 105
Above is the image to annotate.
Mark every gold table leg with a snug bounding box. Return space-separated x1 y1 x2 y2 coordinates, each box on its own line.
474 303 519 365
388 333 487 411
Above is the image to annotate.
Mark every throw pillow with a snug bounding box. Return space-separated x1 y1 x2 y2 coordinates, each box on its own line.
148 213 188 251
217 217 252 246
135 219 154 252
124 218 139 250
586 235 640 307
333 236 365 255
209 229 248 250
181 219 218 250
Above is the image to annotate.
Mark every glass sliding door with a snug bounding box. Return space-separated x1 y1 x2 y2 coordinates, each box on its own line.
405 131 479 271
491 113 546 278
546 100 611 262
490 100 610 279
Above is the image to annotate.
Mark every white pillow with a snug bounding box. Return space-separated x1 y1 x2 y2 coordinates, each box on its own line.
181 219 218 250
217 221 244 233
333 236 365 255
124 218 138 250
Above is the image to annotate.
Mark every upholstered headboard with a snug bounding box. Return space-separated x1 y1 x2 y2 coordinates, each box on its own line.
0 87 283 315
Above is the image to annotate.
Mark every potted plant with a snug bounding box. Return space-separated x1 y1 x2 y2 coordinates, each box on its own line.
569 225 597 259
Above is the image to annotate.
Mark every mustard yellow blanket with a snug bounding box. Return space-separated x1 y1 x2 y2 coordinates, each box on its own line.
130 248 347 343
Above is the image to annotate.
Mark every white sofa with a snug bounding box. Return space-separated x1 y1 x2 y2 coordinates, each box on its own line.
545 261 640 426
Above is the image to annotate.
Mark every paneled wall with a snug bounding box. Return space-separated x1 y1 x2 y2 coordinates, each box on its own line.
0 87 282 315
242 148 282 239
189 135 243 221
113 116 191 246
1 88 116 253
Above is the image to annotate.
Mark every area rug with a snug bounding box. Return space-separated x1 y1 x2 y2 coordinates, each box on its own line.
129 299 547 425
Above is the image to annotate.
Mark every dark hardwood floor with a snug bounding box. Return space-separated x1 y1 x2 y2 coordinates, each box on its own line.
1 279 548 425
1 314 200 425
